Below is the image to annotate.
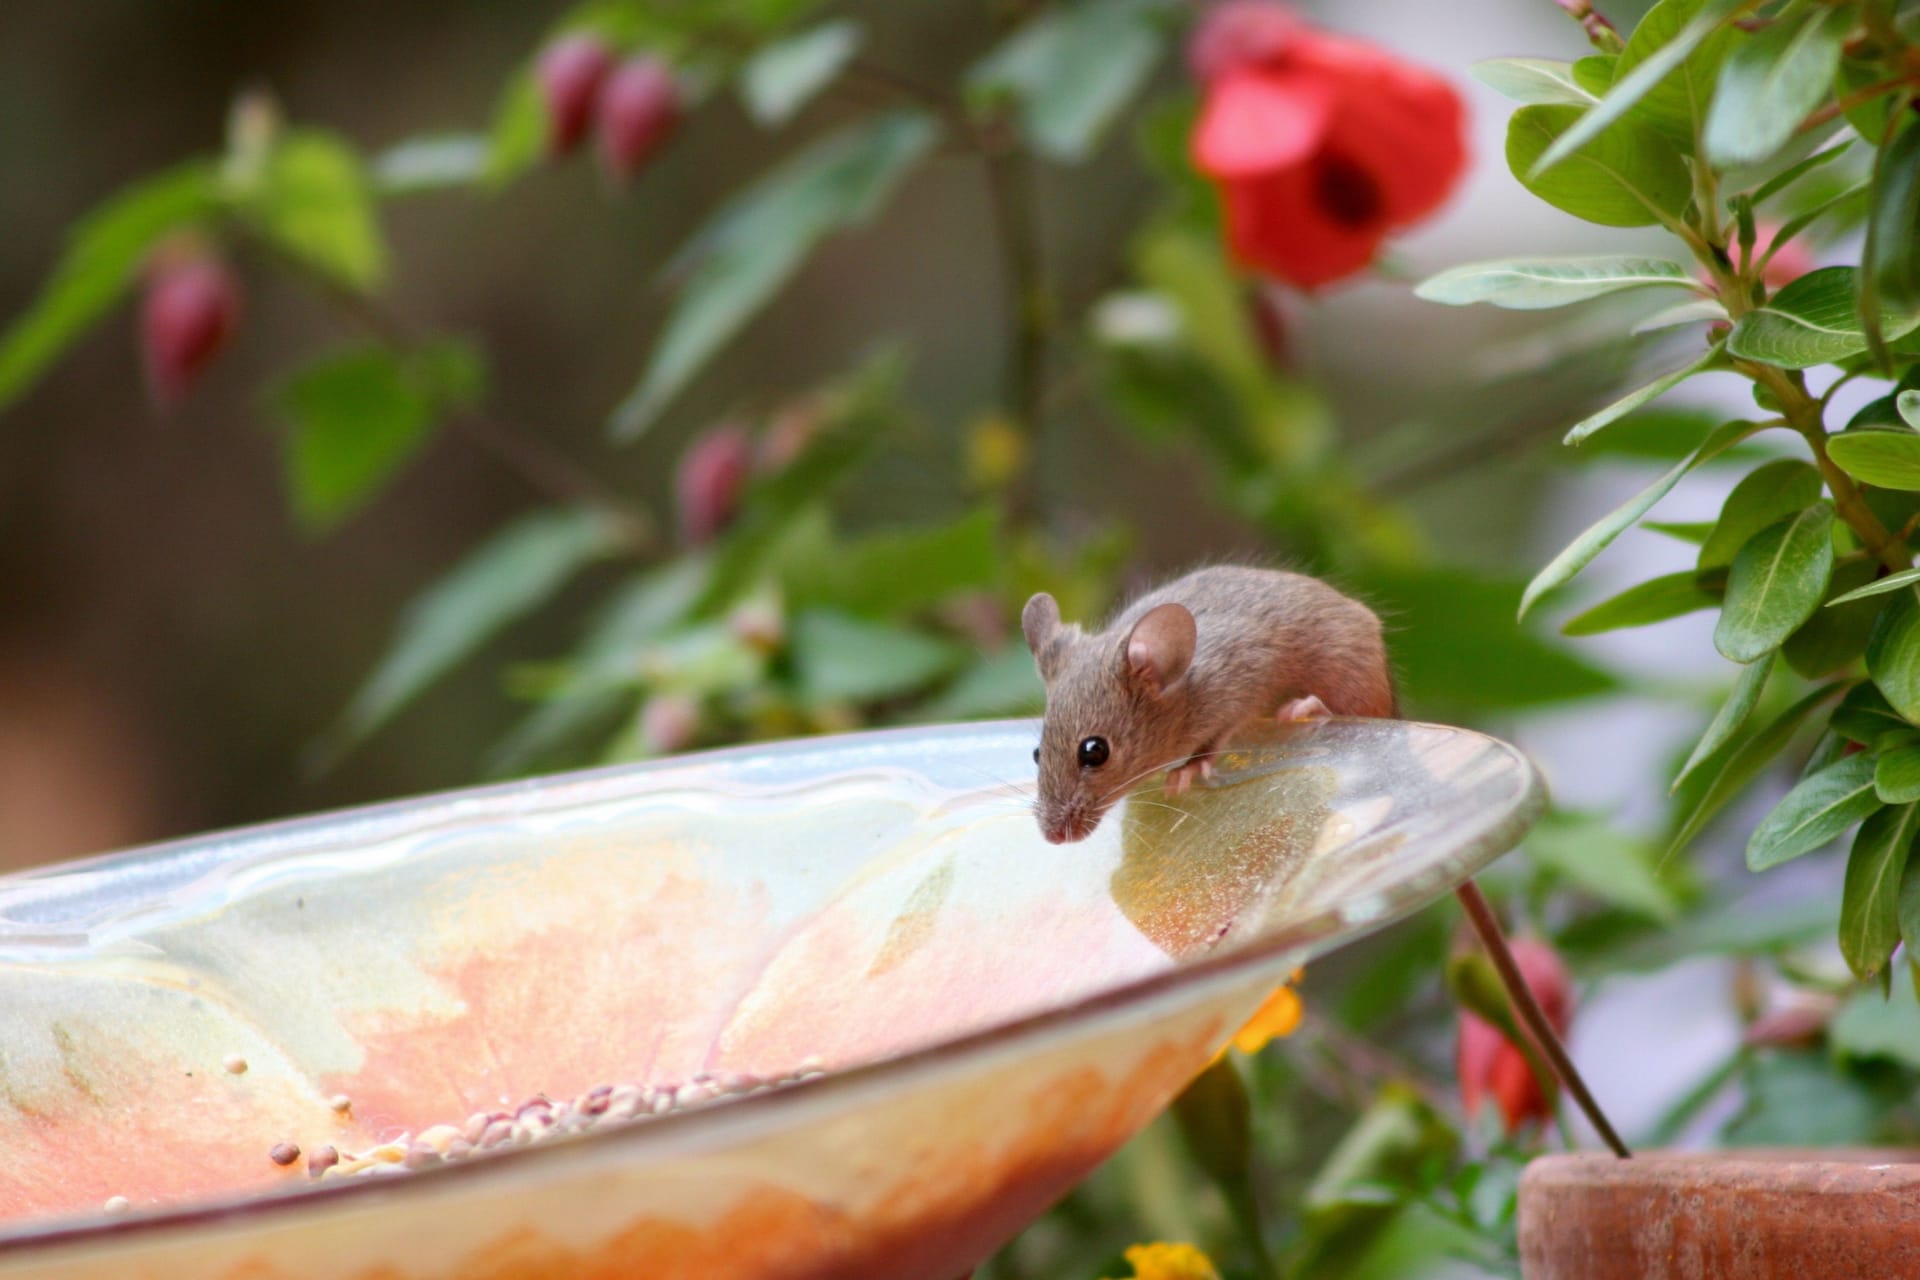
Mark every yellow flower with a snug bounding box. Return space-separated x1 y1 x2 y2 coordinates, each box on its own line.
1220 969 1304 1059
1106 1242 1221 1280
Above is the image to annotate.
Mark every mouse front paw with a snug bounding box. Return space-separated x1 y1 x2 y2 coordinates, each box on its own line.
1164 757 1213 796
1276 695 1331 723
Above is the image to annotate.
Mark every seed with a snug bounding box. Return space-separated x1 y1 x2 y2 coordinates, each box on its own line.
415 1124 463 1155
307 1145 339 1177
328 1094 352 1114
103 1196 129 1215
223 1054 248 1075
269 1143 300 1167
479 1119 515 1149
463 1111 493 1144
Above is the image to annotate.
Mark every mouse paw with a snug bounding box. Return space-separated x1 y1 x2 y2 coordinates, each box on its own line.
1276 695 1331 723
1165 760 1206 796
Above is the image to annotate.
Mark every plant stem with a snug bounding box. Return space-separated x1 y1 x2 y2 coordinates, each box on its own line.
1455 880 1633 1159
1798 74 1918 135
981 123 1048 519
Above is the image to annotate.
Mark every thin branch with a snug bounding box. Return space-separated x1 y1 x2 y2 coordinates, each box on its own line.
981 127 1048 520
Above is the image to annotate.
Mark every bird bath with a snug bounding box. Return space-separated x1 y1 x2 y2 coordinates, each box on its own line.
0 717 1541 1279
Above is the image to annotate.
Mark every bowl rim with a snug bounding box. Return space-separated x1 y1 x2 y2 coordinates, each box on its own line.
0 716 1545 1262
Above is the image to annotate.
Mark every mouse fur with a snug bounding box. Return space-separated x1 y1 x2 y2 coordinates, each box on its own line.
1022 565 1394 843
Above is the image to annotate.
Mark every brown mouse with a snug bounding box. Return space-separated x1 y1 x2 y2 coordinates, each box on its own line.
1021 565 1394 843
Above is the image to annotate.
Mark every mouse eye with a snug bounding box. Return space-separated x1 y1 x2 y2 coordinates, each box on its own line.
1077 736 1110 768
1032 746 1041 764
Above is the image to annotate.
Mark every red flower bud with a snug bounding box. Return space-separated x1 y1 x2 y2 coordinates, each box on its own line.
141 252 240 407
676 423 753 546
536 34 614 157
1457 938 1572 1134
598 57 680 184
639 694 700 756
1188 10 1467 290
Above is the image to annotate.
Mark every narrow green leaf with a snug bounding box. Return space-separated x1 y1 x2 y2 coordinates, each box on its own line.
1564 349 1723 445
1864 121 1920 322
1415 256 1694 310
1674 652 1773 791
373 134 489 195
1644 520 1716 544
1668 682 1840 858
965 0 1163 163
1715 502 1835 662
1750 141 1852 209
740 19 865 126
609 111 937 440
0 163 220 415
1840 803 1919 977
1901 841 1920 968
1704 6 1850 167
1830 566 1920 607
782 507 1000 616
485 68 543 187
1632 298 1729 334
1899 391 1920 429
1507 104 1693 228
1786 558 1881 679
246 130 387 290
1520 417 1760 618
1698 459 1824 571
1834 681 1915 746
1747 752 1882 871
1532 0 1744 175
788 608 966 705
1727 267 1920 368
1877 744 1920 803
1562 571 1716 636
1470 57 1598 106
324 507 626 751
1827 430 1920 491
1869 587 1920 720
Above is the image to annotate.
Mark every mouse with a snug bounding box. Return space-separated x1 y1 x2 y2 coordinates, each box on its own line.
1021 565 1395 844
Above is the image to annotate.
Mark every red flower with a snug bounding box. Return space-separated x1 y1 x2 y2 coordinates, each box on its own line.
1457 937 1572 1133
1188 2 1467 290
536 34 615 157
676 422 753 546
599 57 680 184
141 250 241 407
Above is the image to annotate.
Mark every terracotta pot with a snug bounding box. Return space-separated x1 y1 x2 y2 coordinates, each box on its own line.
1520 1150 1920 1280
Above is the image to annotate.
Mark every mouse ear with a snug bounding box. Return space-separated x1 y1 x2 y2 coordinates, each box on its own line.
1124 603 1196 697
1023 593 1069 680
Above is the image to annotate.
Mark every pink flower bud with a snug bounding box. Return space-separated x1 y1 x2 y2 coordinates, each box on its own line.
1457 937 1572 1134
1187 1 1303 82
639 694 699 756
141 253 240 407
676 423 753 546
598 57 680 184
536 34 614 157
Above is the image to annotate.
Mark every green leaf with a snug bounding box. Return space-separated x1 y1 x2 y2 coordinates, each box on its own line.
740 19 865 126
783 508 1000 616
1632 298 1730 334
273 341 479 531
1506 103 1693 228
1562 570 1716 636
916 647 1045 720
1724 1049 1883 1146
1572 54 1617 95
1674 652 1772 790
1864 120 1920 328
0 163 220 415
1869 586 1920 721
1785 558 1880 679
1564 349 1725 445
609 111 937 440
245 130 387 291
372 134 490 195
1703 5 1850 167
1698 459 1824 571
1520 417 1761 618
1899 391 1920 430
1669 682 1840 858
1469 57 1597 106
1829 987 1920 1069
485 68 543 187
1644 519 1716 544
1831 566 1920 607
1840 803 1919 977
1355 565 1617 712
965 0 1163 164
787 608 966 705
1877 744 1920 803
1415 256 1695 310
1526 811 1678 920
1750 141 1853 209
323 507 626 752
1827 429 1920 491
1531 0 1743 175
1747 752 1882 871
1903 843 1920 974
1834 681 1914 745
1715 502 1835 662
1727 267 1920 369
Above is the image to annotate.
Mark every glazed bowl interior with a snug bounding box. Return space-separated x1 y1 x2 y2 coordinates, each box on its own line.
0 717 1541 1279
